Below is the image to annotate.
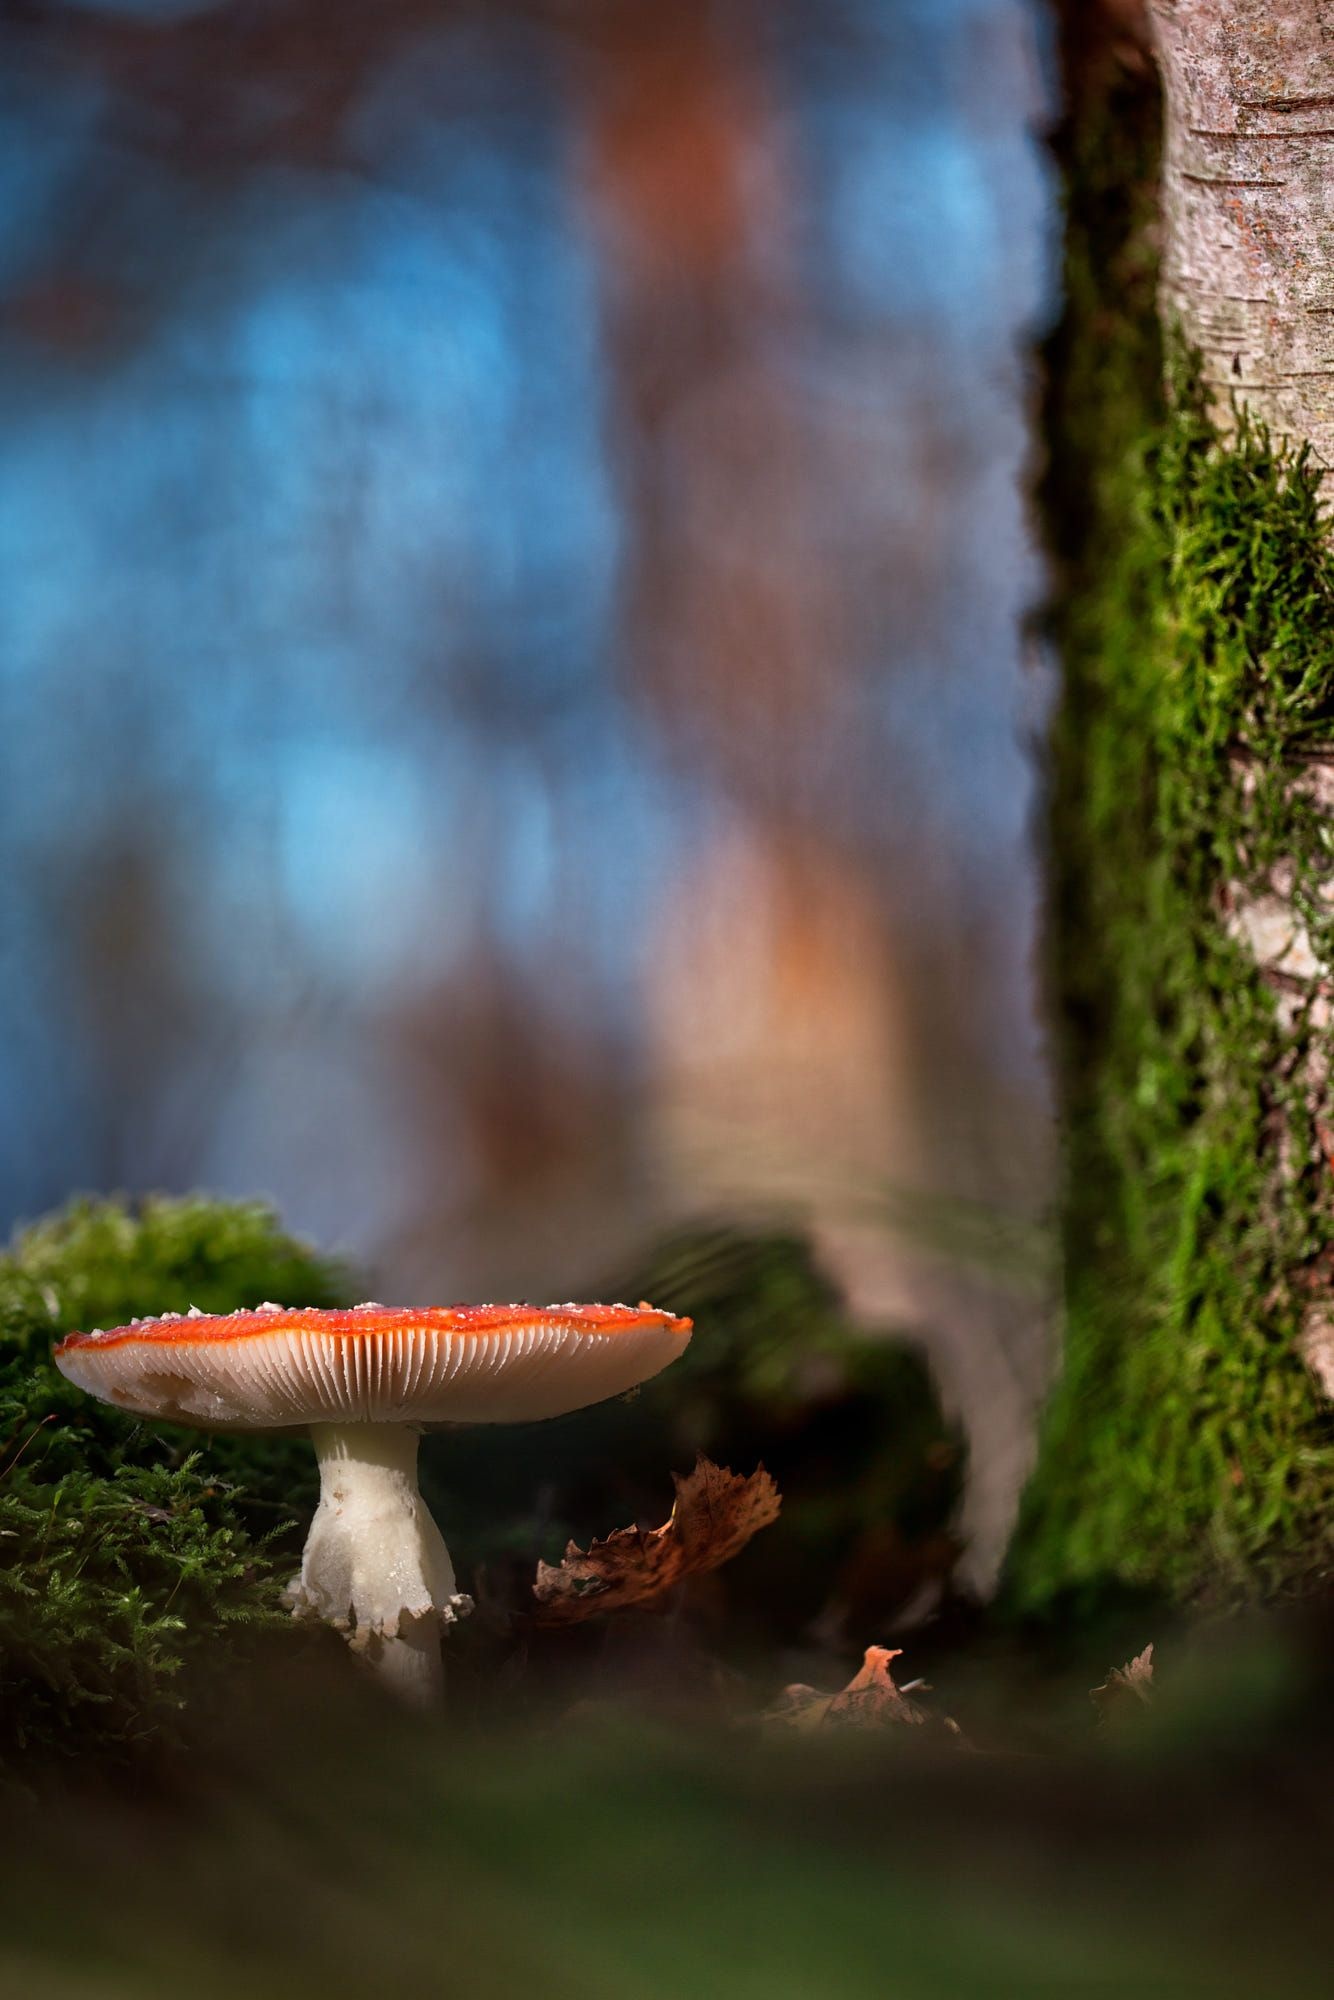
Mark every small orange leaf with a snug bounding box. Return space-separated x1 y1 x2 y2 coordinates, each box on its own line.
532 1454 780 1625
766 1645 936 1733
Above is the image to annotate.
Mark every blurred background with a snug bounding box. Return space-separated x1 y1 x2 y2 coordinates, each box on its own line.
0 0 1054 1589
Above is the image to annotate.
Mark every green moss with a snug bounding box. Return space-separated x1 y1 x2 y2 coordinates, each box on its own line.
1009 53 1334 1612
0 1196 349 1764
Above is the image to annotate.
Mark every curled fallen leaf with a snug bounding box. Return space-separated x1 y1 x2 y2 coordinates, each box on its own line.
766 1645 944 1734
1091 1642 1155 1722
532 1454 780 1625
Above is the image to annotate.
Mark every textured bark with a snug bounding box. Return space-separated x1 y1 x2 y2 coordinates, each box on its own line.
1152 1 1334 467
1155 6 1334 1413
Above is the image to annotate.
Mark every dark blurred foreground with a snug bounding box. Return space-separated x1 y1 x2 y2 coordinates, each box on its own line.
5 1609 1334 2000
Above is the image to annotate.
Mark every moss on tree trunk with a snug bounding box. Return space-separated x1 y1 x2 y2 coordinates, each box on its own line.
1008 30 1334 1613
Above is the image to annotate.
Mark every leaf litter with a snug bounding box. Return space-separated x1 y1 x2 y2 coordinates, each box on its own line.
532 1454 780 1624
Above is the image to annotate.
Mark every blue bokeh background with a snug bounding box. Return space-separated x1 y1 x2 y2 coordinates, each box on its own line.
1 3 1055 1562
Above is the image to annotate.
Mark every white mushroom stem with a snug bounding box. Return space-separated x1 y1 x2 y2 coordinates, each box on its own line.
284 1422 472 1707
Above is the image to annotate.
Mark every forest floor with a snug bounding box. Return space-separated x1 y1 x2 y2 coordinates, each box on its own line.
5 1200 1332 1998
5 1591 1334 2000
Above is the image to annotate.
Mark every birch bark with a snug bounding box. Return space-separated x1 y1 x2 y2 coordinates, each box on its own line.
1151 1 1334 467
1152 6 1334 1410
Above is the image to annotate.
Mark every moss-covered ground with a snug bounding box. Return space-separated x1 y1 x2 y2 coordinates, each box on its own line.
0 1198 348 1760
1008 50 1334 1613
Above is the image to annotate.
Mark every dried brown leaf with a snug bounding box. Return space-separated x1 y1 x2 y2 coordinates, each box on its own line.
532 1454 781 1625
1091 1642 1155 1722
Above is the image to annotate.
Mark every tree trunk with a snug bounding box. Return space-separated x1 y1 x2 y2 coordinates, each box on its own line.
1008 1 1334 1611
1153 1 1334 470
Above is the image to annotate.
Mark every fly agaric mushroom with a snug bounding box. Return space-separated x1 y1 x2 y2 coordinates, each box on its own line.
54 1300 692 1703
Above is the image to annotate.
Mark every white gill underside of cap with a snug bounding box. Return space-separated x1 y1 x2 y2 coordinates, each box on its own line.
57 1318 684 1430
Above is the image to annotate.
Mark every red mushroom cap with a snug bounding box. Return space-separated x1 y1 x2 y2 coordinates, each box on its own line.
54 1302 692 1430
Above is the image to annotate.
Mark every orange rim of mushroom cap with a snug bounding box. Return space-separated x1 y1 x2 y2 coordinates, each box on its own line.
56 1301 689 1354
53 1301 693 1431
